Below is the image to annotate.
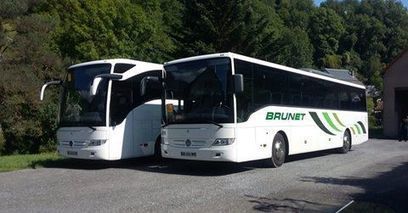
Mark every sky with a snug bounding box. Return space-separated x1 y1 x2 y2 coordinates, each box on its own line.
314 0 408 8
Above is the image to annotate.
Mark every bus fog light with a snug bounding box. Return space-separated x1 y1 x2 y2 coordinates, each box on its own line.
88 139 107 146
215 152 223 157
212 138 235 146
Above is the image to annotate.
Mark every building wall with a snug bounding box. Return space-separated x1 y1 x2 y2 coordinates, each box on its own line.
383 51 408 138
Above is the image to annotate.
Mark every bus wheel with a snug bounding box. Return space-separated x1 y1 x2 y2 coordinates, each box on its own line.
154 136 162 160
338 130 351 154
266 133 286 168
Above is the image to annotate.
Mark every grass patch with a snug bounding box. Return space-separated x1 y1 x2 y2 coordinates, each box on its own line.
0 152 63 173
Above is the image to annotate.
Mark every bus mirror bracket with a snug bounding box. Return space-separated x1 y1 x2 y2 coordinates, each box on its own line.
90 74 123 96
140 76 160 97
233 74 244 94
40 80 62 101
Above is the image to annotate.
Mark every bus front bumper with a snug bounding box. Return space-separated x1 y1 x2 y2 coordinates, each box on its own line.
161 144 237 162
57 145 111 160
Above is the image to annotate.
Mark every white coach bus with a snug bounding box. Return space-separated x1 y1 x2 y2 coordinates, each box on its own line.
40 59 163 160
159 53 368 167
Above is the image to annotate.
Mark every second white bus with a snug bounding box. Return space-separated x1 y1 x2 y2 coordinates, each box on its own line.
160 53 368 167
41 59 163 160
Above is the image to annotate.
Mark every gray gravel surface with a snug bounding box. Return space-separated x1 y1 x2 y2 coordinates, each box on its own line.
0 139 407 213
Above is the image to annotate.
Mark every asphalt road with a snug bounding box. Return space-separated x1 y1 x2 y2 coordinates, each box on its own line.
1 139 407 213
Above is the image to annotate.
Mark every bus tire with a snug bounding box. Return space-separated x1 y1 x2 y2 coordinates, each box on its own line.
266 132 287 168
338 130 351 154
154 136 162 160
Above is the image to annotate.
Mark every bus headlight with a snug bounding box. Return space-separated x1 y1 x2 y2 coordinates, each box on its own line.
212 138 235 146
88 139 107 146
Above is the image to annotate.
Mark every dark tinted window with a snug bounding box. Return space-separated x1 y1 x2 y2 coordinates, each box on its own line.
60 64 111 127
164 58 234 124
110 70 161 125
114 63 135 73
234 59 366 122
349 87 366 111
235 60 254 122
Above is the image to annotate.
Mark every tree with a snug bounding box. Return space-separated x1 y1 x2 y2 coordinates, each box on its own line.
271 27 314 68
44 0 175 63
176 0 276 58
309 7 345 67
0 1 63 154
322 0 408 88
275 0 315 30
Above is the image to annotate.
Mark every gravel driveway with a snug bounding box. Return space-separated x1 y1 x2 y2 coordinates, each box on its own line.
1 139 407 212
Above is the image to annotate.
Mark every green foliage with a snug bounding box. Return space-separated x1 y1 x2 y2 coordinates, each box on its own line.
366 97 377 129
176 0 277 58
271 27 314 68
1 0 408 155
0 0 30 19
309 7 345 67
0 127 5 155
0 1 63 155
322 0 408 88
275 0 315 30
44 0 175 63
322 54 342 68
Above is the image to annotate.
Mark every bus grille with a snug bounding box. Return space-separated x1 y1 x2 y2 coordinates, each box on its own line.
60 141 87 148
171 139 207 148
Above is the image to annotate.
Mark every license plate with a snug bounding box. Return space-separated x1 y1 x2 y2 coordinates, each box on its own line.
181 152 196 157
67 151 78 156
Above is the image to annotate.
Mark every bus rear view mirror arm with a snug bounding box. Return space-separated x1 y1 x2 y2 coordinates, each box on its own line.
40 80 62 101
90 74 123 96
140 76 161 97
233 74 244 93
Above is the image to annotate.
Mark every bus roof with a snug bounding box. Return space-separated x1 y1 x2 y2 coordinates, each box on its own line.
165 52 365 89
68 58 162 70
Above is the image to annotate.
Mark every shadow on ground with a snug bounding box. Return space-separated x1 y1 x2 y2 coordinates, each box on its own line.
245 195 335 212
300 162 408 212
31 157 254 176
286 148 345 163
31 149 347 177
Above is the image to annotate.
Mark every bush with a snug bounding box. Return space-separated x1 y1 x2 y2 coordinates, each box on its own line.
0 127 5 155
366 97 378 129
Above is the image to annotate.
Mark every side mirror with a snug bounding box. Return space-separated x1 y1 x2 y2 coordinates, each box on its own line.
140 76 161 97
90 74 122 96
233 74 244 94
40 80 62 101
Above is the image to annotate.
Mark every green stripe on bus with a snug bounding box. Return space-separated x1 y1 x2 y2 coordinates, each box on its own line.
309 112 336 135
357 121 367 134
333 113 346 127
354 124 361 134
350 126 356 134
323 112 341 132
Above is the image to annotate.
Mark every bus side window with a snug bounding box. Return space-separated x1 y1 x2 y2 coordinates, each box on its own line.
350 91 363 111
285 72 302 106
111 80 134 125
338 90 349 110
234 59 253 122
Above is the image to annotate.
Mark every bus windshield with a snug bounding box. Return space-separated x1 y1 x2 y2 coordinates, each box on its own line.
60 64 111 127
164 58 234 124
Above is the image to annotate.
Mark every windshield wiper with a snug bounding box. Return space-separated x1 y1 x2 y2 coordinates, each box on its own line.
161 122 169 128
87 125 96 131
162 120 223 128
205 120 223 128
